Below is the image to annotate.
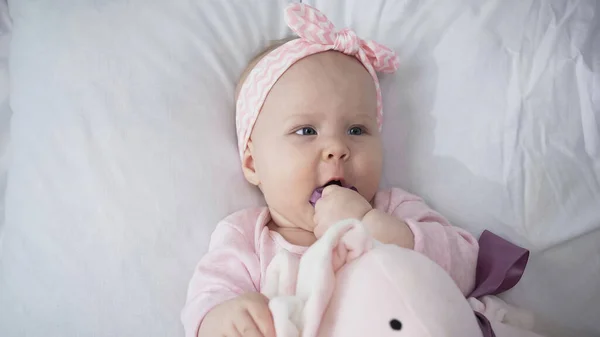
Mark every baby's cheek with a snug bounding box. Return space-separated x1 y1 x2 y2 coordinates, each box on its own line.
267 149 314 191
355 154 382 196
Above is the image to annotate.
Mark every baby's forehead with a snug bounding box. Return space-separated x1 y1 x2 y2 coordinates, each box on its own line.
283 51 369 78
267 53 376 105
263 87 378 125
245 51 378 129
277 107 378 123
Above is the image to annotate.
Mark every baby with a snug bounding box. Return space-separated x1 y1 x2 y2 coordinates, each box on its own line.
182 4 478 337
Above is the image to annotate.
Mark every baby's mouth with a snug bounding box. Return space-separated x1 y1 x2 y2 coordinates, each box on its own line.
324 180 343 188
309 180 358 206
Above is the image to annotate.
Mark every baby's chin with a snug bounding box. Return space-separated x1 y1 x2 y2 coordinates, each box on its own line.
267 202 315 230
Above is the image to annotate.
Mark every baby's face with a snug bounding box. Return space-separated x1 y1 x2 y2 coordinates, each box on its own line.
244 51 382 232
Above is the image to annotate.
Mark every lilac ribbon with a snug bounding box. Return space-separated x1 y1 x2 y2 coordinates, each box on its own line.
470 230 530 337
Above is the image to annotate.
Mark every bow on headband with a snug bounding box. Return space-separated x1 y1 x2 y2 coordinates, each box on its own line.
284 4 399 73
235 3 400 160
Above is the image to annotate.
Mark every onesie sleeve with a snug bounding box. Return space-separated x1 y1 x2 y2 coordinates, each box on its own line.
381 188 479 295
181 218 261 337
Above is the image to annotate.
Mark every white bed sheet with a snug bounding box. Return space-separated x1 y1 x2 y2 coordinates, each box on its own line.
1 0 599 336
0 0 11 245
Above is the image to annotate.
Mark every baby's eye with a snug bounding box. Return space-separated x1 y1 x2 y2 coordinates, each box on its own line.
295 127 317 136
348 126 365 136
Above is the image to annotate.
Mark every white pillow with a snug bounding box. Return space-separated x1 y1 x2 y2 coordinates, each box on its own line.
1 0 599 336
1 0 288 336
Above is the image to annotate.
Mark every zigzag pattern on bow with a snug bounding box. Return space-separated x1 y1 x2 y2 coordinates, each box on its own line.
285 4 399 73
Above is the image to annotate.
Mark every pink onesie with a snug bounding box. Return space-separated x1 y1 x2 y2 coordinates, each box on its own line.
181 187 479 337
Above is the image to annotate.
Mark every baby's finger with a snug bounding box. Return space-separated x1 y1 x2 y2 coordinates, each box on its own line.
225 324 242 337
248 302 276 337
314 188 336 210
313 200 328 225
321 184 341 197
235 310 264 337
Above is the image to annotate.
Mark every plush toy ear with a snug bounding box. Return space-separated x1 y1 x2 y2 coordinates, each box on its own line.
268 296 304 337
296 219 373 337
263 250 300 299
263 250 303 337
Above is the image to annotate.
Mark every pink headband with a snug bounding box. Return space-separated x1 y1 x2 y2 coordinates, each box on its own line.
235 3 400 160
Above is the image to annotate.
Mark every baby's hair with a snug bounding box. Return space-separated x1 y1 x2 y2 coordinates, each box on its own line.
235 36 298 101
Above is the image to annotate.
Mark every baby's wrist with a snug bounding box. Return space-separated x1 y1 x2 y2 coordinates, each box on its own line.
362 206 379 217
360 208 379 226
360 209 415 249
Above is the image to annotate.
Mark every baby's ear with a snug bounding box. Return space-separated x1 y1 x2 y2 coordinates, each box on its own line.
241 141 260 186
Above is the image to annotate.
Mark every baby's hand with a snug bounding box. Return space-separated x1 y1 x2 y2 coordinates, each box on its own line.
313 185 373 238
199 292 275 337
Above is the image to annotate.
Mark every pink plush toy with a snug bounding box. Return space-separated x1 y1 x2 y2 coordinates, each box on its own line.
262 219 544 337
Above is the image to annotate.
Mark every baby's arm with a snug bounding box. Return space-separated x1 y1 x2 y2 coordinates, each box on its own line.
181 220 263 337
363 188 479 295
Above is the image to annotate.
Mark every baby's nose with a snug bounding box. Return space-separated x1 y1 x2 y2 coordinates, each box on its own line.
322 140 350 161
